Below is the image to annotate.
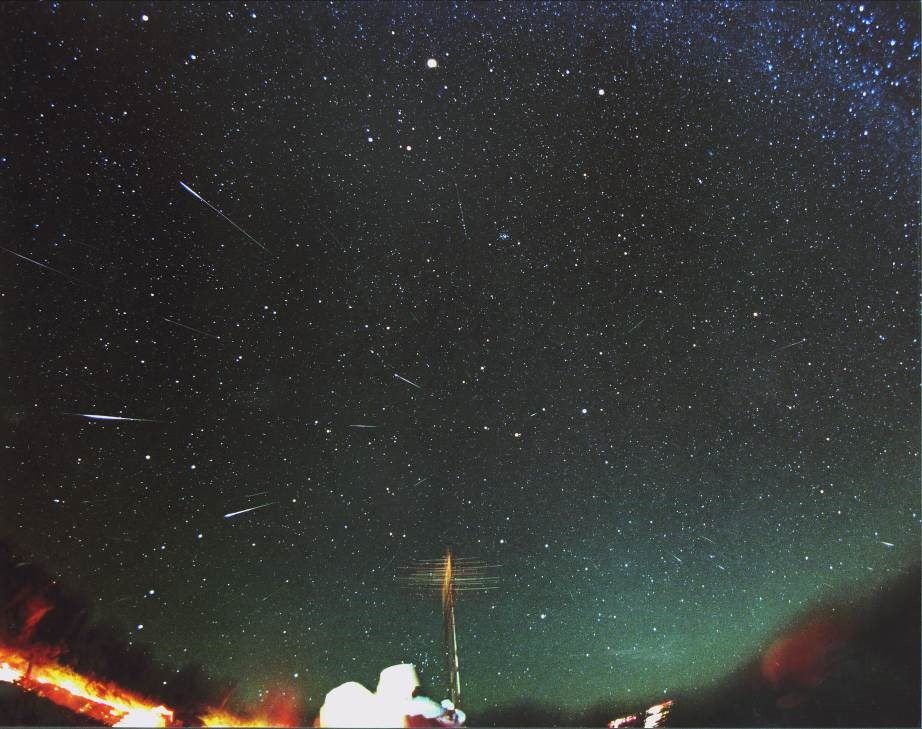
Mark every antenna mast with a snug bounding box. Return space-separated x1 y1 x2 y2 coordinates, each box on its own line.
399 550 499 709
442 551 461 707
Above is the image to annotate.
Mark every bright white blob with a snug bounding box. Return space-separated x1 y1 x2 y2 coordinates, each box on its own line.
427 58 438 68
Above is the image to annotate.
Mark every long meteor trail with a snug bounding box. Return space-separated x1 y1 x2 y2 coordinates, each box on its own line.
66 413 161 422
2 247 87 285
452 177 468 239
394 372 422 389
223 502 277 519
179 181 269 252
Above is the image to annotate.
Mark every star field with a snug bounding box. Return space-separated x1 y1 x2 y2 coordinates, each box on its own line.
2 1 919 721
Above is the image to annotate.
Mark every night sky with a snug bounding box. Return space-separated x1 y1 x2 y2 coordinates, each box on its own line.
2 0 920 721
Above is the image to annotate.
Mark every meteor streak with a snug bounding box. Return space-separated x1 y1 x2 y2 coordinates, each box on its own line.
452 176 468 239
223 501 277 519
163 316 221 339
67 413 161 422
772 338 807 352
626 316 647 334
394 477 427 493
319 221 342 246
2 247 86 284
394 372 422 389
179 180 269 252
879 540 895 547
348 424 378 429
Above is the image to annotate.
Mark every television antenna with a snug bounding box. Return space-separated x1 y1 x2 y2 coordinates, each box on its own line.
399 550 499 709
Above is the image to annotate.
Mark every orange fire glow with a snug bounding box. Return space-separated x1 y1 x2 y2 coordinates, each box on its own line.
0 643 295 727
0 644 173 726
761 616 848 689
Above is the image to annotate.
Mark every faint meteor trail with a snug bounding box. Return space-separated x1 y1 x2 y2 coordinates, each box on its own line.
163 317 221 340
179 180 269 252
396 477 428 493
223 502 277 519
348 424 378 429
879 540 895 547
626 316 647 334
66 413 161 422
696 535 716 544
452 177 468 239
772 338 807 353
394 372 422 389
243 490 270 499
671 554 682 563
319 221 342 246
2 247 87 284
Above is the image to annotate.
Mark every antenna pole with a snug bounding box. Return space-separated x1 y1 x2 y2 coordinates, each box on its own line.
443 551 462 707
399 549 499 713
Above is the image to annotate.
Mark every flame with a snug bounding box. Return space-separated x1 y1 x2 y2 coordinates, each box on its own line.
643 699 673 728
608 699 673 728
113 707 177 727
1 660 24 683
20 595 54 640
199 707 277 727
0 643 297 727
0 643 173 726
